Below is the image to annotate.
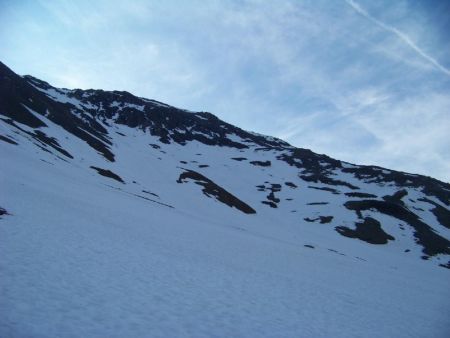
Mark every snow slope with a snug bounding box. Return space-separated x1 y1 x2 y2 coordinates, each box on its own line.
1 61 449 337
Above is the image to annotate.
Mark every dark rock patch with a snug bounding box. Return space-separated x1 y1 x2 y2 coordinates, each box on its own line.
262 201 277 208
345 192 377 198
286 198 293 201
0 207 9 218
341 165 450 206
335 217 395 245
198 164 209 168
285 182 297 188
149 143 160 149
418 197 450 229
90 166 124 183
307 202 329 205
308 186 340 194
0 134 18 145
304 216 333 224
255 147 281 152
267 192 280 203
279 149 392 192
344 199 450 256
0 63 115 161
231 157 247 161
304 244 315 249
116 132 126 136
278 148 339 169
258 183 282 208
180 161 188 164
319 216 333 223
429 204 450 230
250 160 271 167
383 189 408 205
0 68 48 128
177 169 256 214
33 130 73 159
301 174 359 190
3 119 73 158
277 148 359 189
439 262 450 269
270 183 282 191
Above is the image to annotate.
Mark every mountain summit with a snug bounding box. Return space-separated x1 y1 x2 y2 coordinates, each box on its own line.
1 61 449 337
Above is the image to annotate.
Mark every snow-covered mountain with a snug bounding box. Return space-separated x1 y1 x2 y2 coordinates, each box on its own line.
1 61 449 337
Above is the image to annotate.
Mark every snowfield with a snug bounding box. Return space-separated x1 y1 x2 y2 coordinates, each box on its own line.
1 62 449 337
1 121 449 338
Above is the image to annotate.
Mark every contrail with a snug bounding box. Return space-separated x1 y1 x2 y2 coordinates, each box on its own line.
345 0 450 77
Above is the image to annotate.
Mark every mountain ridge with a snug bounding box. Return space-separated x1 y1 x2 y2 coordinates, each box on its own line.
1 60 449 268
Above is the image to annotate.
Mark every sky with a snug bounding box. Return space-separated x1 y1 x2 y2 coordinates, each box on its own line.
1 0 449 182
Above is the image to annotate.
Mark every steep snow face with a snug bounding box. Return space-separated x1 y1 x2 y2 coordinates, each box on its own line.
1 62 450 337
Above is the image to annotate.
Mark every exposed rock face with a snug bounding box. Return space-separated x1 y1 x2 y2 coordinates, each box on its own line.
336 217 395 245
177 170 256 214
90 166 125 183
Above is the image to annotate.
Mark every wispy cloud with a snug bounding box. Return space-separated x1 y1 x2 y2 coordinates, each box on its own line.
1 0 449 181
345 0 450 77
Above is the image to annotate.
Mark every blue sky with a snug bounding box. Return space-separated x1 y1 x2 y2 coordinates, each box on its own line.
1 0 449 182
